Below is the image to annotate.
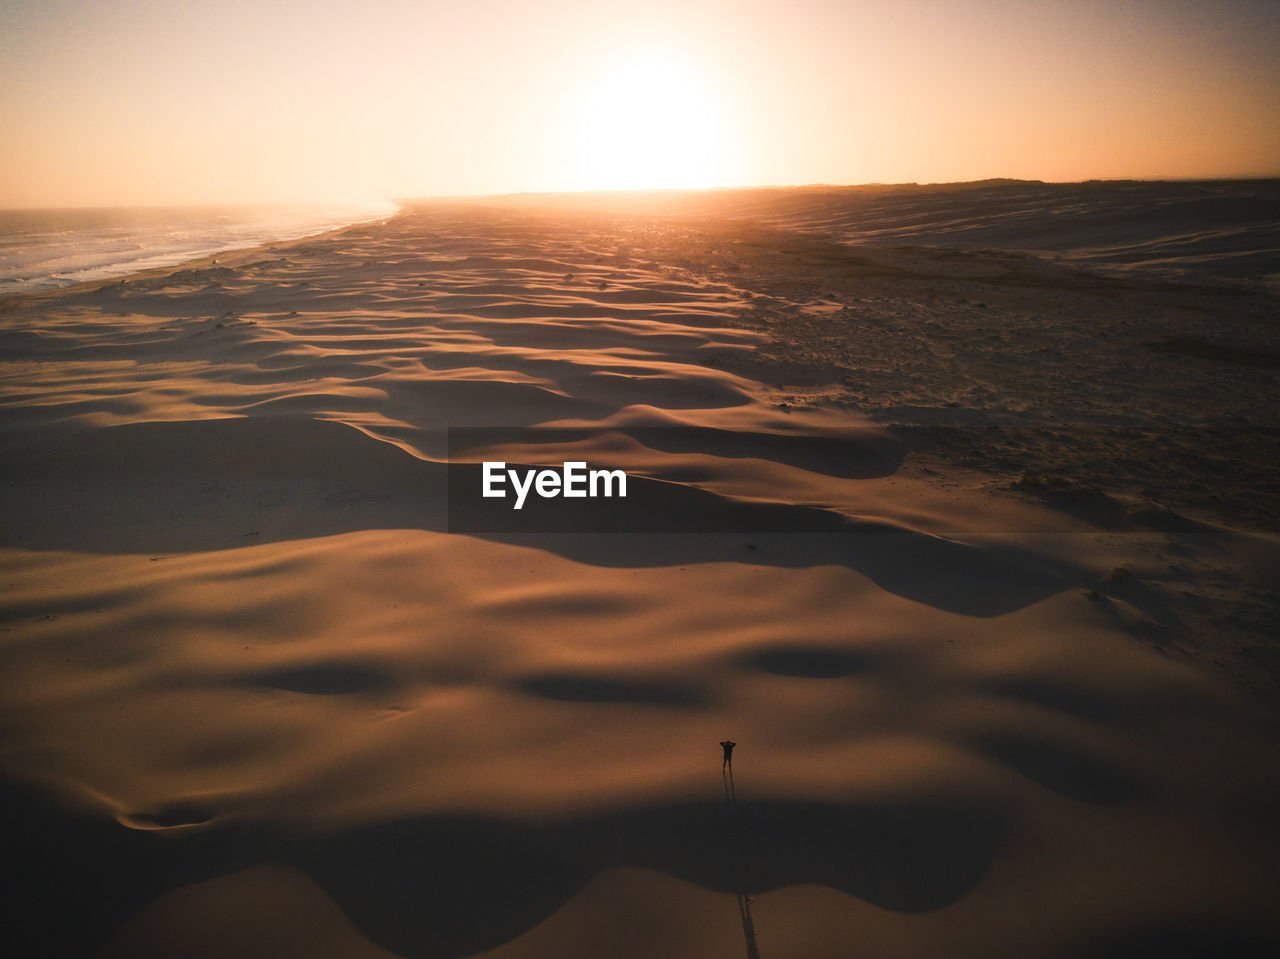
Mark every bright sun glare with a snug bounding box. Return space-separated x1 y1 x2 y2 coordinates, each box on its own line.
569 50 732 191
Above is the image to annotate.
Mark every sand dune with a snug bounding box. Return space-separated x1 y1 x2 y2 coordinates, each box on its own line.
1 185 1279 958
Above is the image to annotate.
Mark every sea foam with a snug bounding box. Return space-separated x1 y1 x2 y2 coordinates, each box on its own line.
0 201 398 294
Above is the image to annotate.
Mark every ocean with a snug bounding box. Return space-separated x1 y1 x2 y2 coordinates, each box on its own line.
0 201 399 295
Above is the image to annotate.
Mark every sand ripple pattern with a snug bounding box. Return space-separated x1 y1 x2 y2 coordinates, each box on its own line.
1 200 1279 959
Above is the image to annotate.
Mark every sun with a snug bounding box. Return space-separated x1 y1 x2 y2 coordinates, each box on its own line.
568 49 734 191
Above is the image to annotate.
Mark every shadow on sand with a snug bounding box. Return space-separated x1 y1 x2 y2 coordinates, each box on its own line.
0 416 1068 617
722 752 762 959
0 771 1006 959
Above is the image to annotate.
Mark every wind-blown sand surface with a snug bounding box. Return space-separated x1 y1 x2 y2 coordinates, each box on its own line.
1 182 1279 958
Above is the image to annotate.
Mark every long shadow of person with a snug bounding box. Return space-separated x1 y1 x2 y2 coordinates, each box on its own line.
720 739 761 957
738 887 762 959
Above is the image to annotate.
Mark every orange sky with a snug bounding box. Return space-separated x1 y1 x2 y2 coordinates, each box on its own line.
1 0 1278 207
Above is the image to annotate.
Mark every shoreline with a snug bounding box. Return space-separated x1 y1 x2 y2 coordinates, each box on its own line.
0 203 402 301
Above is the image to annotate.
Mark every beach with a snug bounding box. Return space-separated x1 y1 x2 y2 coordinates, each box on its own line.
2 182 1279 958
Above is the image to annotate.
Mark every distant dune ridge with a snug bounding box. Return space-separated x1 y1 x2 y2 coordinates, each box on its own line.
1 181 1279 958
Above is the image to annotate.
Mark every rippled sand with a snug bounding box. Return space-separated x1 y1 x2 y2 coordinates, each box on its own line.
1 186 1278 958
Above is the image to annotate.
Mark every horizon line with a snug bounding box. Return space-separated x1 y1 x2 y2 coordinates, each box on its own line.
7 172 1280 213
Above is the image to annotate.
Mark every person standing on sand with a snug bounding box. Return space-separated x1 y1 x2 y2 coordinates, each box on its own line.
721 739 736 772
